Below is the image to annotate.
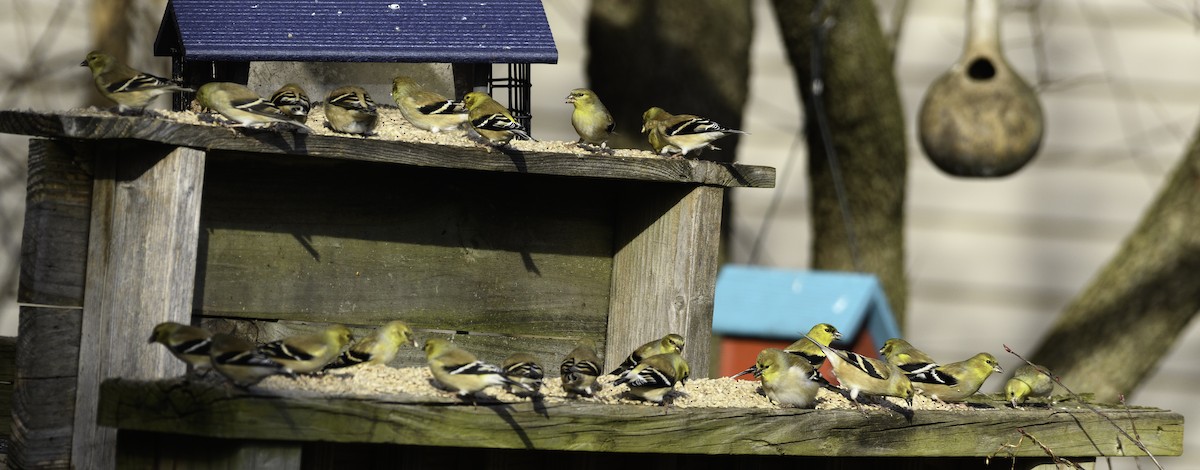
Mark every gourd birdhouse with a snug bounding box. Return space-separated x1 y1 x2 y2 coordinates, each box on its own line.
918 0 1044 177
153 0 558 131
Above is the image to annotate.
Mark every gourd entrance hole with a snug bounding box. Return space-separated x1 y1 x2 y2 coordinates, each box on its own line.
968 58 996 80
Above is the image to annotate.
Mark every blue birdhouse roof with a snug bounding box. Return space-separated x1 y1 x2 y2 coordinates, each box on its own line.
712 265 901 349
155 0 558 64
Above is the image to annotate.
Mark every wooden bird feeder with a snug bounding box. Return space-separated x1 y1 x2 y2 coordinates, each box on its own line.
918 0 1045 177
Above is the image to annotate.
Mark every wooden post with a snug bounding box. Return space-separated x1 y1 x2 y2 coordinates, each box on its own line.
607 185 724 377
72 143 206 469
12 139 93 469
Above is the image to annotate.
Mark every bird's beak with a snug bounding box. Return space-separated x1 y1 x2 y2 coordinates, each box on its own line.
730 366 756 379
79 59 87 67
833 331 844 340
564 95 576 104
994 364 1004 374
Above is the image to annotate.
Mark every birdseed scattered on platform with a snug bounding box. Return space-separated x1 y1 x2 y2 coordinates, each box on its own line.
255 365 986 412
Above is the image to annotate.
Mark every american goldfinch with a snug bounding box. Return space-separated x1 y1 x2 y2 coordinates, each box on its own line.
81 50 191 113
501 353 544 397
565 88 614 150
423 338 530 397
390 76 468 133
614 352 690 405
754 348 820 408
269 83 311 124
148 321 213 370
879 338 939 376
463 91 532 146
909 352 1003 402
803 333 914 409
209 333 292 388
325 321 417 370
324 85 378 136
608 333 685 376
732 323 840 380
195 82 313 132
258 324 353 374
1005 364 1054 407
641 106 747 158
560 340 602 397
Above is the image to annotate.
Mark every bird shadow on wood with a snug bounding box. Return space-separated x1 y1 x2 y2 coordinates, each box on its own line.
486 403 536 450
291 233 321 261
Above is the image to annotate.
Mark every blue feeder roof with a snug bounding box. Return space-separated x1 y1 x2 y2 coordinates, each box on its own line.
155 0 558 64
712 265 901 349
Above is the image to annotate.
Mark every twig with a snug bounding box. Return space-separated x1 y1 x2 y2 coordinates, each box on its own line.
1003 345 1164 469
1018 428 1087 470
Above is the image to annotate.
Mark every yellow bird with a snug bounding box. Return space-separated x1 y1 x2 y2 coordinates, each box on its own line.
560 340 602 398
196 82 312 131
803 333 914 411
423 338 530 397
325 321 417 370
259 324 353 374
269 83 311 124
501 353 544 397
148 321 213 370
324 85 378 135
614 352 690 405
209 333 292 388
565 88 615 150
753 348 820 408
391 76 468 133
732 323 840 381
879 338 939 376
81 50 191 113
462 91 532 146
641 106 746 158
609 333 685 376
1006 364 1055 407
909 353 1003 402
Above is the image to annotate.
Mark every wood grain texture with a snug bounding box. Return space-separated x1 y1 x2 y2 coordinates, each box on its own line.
73 144 206 469
19 139 93 306
117 430 302 470
0 336 13 440
194 152 613 337
11 307 82 470
98 377 1183 459
606 185 724 377
0 110 775 189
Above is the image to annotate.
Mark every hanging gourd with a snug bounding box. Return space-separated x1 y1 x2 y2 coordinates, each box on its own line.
918 0 1044 177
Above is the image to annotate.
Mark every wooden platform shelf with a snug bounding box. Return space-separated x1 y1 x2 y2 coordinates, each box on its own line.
100 377 1183 469
3 109 773 468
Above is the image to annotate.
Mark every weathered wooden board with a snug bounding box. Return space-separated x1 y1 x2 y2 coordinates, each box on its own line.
0 336 14 440
73 144 206 469
194 152 613 339
607 185 723 376
19 139 92 306
198 317 604 369
117 431 302 470
99 378 1183 459
11 307 81 470
0 110 775 189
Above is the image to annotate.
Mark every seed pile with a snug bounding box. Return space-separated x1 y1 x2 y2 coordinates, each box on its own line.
254 364 985 412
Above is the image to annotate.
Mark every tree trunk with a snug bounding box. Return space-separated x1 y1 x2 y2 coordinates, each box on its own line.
1029 132 1200 402
586 0 753 164
586 0 754 262
771 0 909 323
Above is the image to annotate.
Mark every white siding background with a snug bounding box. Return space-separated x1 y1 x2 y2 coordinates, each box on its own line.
0 0 1197 468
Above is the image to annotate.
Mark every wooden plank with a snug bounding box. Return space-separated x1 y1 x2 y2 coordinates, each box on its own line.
73 144 206 469
98 377 1184 459
194 152 613 337
117 430 301 470
199 318 605 370
19 139 92 306
11 307 81 470
0 110 775 189
0 336 15 441
607 185 724 377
